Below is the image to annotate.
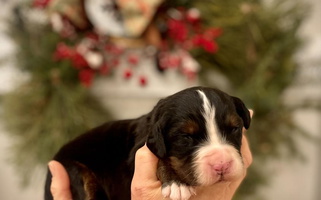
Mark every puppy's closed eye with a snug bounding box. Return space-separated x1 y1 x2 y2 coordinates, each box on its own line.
181 120 199 135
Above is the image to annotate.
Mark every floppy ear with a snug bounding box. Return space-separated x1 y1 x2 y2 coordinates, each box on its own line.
146 122 167 158
231 96 251 129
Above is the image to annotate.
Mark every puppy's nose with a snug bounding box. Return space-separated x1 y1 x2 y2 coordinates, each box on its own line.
212 161 232 174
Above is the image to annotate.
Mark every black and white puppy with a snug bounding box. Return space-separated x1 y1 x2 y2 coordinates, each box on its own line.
44 86 251 200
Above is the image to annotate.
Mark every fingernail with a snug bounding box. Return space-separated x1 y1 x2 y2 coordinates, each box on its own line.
48 161 56 177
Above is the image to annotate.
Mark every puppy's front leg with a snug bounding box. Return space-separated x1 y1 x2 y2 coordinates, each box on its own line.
157 160 196 200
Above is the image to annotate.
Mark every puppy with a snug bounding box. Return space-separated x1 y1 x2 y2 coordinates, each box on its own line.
44 86 251 200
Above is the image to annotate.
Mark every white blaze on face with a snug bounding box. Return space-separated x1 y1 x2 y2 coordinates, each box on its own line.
194 90 243 186
197 90 221 144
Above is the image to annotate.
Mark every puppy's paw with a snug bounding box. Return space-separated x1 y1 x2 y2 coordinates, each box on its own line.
161 182 196 200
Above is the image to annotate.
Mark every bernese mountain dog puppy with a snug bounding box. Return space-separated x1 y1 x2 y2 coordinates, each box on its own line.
44 86 251 200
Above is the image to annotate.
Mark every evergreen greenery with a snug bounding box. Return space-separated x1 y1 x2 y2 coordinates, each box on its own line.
2 6 111 184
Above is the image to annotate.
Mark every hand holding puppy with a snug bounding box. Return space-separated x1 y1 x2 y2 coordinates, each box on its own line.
131 109 253 200
49 110 253 200
131 130 252 200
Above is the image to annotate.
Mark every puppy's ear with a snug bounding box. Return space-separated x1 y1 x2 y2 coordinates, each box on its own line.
232 96 251 129
146 121 167 159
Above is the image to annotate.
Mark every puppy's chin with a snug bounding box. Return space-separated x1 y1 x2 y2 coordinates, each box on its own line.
193 143 244 186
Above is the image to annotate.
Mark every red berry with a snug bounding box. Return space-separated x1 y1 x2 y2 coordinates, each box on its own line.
127 54 139 65
79 69 94 87
123 69 133 79
139 76 147 86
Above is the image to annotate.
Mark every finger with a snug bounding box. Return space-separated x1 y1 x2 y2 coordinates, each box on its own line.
248 109 254 118
132 144 159 183
241 109 253 166
48 160 73 200
241 135 253 168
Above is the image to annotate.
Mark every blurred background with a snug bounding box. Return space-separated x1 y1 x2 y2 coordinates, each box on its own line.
0 0 320 199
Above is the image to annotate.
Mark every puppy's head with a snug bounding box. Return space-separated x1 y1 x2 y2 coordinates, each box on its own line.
146 87 251 186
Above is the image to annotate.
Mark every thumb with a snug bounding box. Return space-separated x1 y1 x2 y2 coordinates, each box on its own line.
132 144 159 183
131 145 162 199
48 160 73 200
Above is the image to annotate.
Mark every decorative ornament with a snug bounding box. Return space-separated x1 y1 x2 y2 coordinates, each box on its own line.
47 0 90 30
186 8 200 23
83 51 104 69
32 0 221 86
49 13 76 37
117 0 164 37
77 37 104 69
85 0 126 36
85 0 164 37
159 51 181 70
161 7 222 54
33 0 52 8
178 49 200 81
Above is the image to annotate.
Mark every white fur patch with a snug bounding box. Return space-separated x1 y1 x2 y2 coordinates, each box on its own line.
197 90 221 145
194 90 243 185
162 182 196 200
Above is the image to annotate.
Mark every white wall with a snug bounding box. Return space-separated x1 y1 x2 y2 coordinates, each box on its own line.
258 0 321 199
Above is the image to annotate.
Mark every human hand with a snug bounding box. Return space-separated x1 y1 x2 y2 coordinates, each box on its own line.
48 160 73 200
131 144 163 200
131 136 252 200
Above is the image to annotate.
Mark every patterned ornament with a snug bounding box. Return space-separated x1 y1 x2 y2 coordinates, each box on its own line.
85 0 126 36
47 0 90 30
85 0 164 37
117 0 164 37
